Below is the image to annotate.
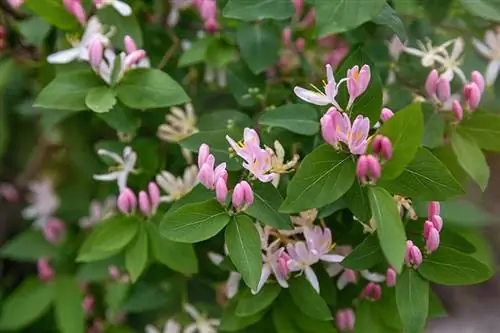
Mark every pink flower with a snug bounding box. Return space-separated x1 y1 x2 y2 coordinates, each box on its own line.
436 77 451 102
124 35 137 54
320 109 369 155
427 201 440 217
425 69 439 98
37 258 55 282
463 82 482 111
117 188 137 215
405 240 423 268
347 65 371 109
336 308 355 332
88 38 103 72
425 227 440 254
215 178 228 204
64 0 87 26
7 0 24 9
361 282 382 301
138 191 151 216
452 100 463 122
380 107 394 122
83 294 95 314
232 181 254 211
372 135 393 161
386 268 397 287
347 115 370 155
357 155 381 183
42 218 66 244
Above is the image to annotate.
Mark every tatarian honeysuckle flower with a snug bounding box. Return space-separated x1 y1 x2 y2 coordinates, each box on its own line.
83 294 95 314
7 0 23 9
215 178 228 204
293 0 304 18
37 258 55 282
267 140 300 187
380 107 394 122
471 71 486 93
22 178 60 229
282 209 318 236
42 218 66 244
336 308 355 332
463 82 482 111
197 0 218 33
361 282 382 301
437 37 466 83
393 195 418 221
183 303 220 333
157 103 198 143
404 38 453 67
321 109 370 155
473 29 500 85
197 146 228 190
108 265 131 283
428 201 440 217
425 226 440 254
204 65 227 88
47 17 112 64
327 262 385 290
425 69 439 98
436 76 451 102
94 0 132 16
156 165 199 203
63 0 87 26
88 38 104 72
405 240 423 268
386 35 406 85
79 197 116 229
117 187 137 214
294 64 347 110
93 146 138 190
346 64 371 109
386 267 397 287
282 27 292 46
232 181 254 211
145 320 182 333
138 191 151 216
372 135 393 161
254 246 291 294
167 0 193 27
356 155 381 183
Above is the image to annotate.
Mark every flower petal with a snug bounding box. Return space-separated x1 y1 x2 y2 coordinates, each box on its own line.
360 270 386 283
47 48 81 64
304 266 320 293
93 172 120 181
226 272 241 299
113 1 133 16
320 254 345 263
486 60 500 86
293 87 330 105
252 264 272 295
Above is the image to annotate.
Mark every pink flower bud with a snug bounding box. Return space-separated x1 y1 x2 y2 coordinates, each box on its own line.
372 135 383 153
356 155 368 182
124 49 146 69
240 180 254 206
380 107 394 122
427 201 440 217
299 8 316 28
108 265 120 280
430 215 443 232
214 163 228 183
361 282 382 301
198 144 210 168
452 100 463 122
425 69 439 98
83 295 95 314
425 227 440 253
88 38 103 72
347 65 371 108
366 154 381 181
295 38 305 52
0 183 18 202
320 110 338 147
463 82 481 111
43 218 66 244
405 240 423 268
436 77 451 102
343 269 358 284
67 0 87 26
380 137 393 160
204 18 218 33
423 220 434 239
138 191 151 216
148 182 160 210
282 27 292 46
336 308 355 331
200 0 216 20
215 178 228 204
232 182 245 209
471 71 485 93
278 250 291 277
198 163 215 189
37 258 55 282
7 0 24 9
386 268 397 287
123 35 137 54
117 188 137 214
293 0 304 18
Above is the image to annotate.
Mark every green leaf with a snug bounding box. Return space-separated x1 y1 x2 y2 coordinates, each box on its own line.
76 257 123 282
34 70 105 111
167 185 214 214
258 104 319 136
146 222 198 275
315 0 386 36
198 109 252 131
345 180 371 222
24 0 79 30
396 269 429 333
223 0 294 21
355 301 384 333
421 106 445 149
78 215 139 262
372 4 407 41
379 148 465 201
85 86 117 113
418 247 493 285
236 285 281 317
289 276 333 321
236 22 280 74
342 235 383 270
206 39 238 68
225 215 262 291
335 48 383 125
18 17 52 46
178 38 214 67
246 182 292 230
160 199 230 243
116 68 190 110
460 0 500 22
440 228 476 254
123 283 169 313
97 7 143 48
0 278 53 330
280 144 355 213
125 224 149 282
97 106 141 134
105 282 130 316
428 290 447 318
273 305 301 333
379 103 424 180
457 112 500 152
54 276 85 333
220 297 265 331
0 230 58 261
451 131 490 191
368 187 406 273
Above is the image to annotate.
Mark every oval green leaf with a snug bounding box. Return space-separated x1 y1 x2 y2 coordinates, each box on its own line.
258 104 319 136
341 234 383 270
54 276 85 333
125 224 149 282
396 269 429 333
246 182 292 230
289 276 333 321
236 284 281 317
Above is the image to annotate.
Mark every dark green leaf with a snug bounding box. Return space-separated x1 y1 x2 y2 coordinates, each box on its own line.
206 39 238 68
421 107 445 149
440 228 476 254
236 22 280 74
246 182 292 229
220 297 265 331
54 276 85 333
289 276 333 321
236 285 281 317
457 112 500 152
225 215 262 290
167 185 214 214
97 106 141 134
273 305 301 333
428 290 447 318
178 38 214 67
355 301 384 333
24 0 79 30
460 0 500 22
280 145 355 213
18 17 52 46
85 86 117 113
345 180 371 222
0 230 58 261
160 199 230 243
97 7 143 48
342 235 383 270
223 0 294 21
198 109 252 131
368 187 406 273
125 224 149 282
372 4 407 41
258 104 319 136
396 269 429 333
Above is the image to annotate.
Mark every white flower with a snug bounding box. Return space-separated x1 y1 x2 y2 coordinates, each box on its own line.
145 320 181 333
204 66 227 88
47 17 112 64
326 263 385 290
156 165 198 202
268 140 299 187
183 304 220 333
157 103 198 143
93 146 138 190
167 0 193 27
438 37 467 83
280 209 317 237
473 29 500 86
95 0 132 16
78 197 116 229
386 35 406 85
208 251 241 299
22 178 59 228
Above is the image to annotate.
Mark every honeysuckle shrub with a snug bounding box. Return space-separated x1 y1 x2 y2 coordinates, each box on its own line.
0 0 499 332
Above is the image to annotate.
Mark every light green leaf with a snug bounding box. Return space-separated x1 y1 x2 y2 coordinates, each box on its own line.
54 276 85 333
246 182 292 230
0 230 58 261
223 0 294 21
76 257 123 282
167 185 214 214
123 283 169 313
125 224 149 282
18 17 52 46
280 144 355 213
368 187 406 273
236 285 281 317
379 103 424 180
105 282 130 317
418 247 494 285
460 0 500 22
258 104 319 135
160 199 230 243
220 297 265 331
178 38 214 67
428 290 447 318
457 112 500 152
24 0 79 30
396 269 429 333
289 276 333 321
97 6 143 48
315 0 386 36
372 4 407 41
421 106 445 149
355 301 385 333
34 70 105 111
97 106 141 134
225 215 262 290
206 39 238 68
78 215 139 262
0 278 53 330
379 148 465 201
147 222 198 275
341 235 383 270
236 22 280 74
451 131 490 191
85 86 117 113
116 68 190 110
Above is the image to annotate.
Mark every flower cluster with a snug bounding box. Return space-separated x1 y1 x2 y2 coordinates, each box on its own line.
93 146 138 190
145 304 219 333
356 134 394 184
156 165 199 203
117 183 160 217
424 201 443 254
321 108 370 154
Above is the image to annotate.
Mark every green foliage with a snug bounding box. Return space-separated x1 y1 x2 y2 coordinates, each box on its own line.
125 224 149 282
258 104 319 135
460 0 500 22
236 285 281 317
85 86 117 113
54 276 85 333
341 234 383 270
0 230 59 261
396 269 429 333
457 112 500 152
246 182 292 229
24 0 79 30
223 0 294 21
289 276 333 321
236 22 280 74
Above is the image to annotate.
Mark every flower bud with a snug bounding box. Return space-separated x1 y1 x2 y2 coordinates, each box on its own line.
148 182 160 210
361 282 382 301
293 0 304 18
240 180 254 206
380 137 393 160
278 250 291 277
423 220 434 239
204 18 218 33
380 107 394 122
366 154 381 181
88 38 103 72
405 240 423 268
343 269 358 284
43 218 66 244
138 191 151 216
336 308 355 332
117 188 137 214
320 111 338 147
232 182 245 209
200 0 216 20
425 227 440 253
436 77 451 102
198 144 210 168
83 294 95 314
452 100 463 122
386 268 397 288
356 155 369 181
124 49 146 69
471 71 485 93
295 38 305 52
37 258 55 282
372 135 383 153
463 82 481 111
282 27 292 46
7 0 24 9
124 35 137 54
215 178 228 205
67 0 87 26
427 201 440 217
198 163 215 189
425 69 439 98
108 265 121 280
431 215 443 232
